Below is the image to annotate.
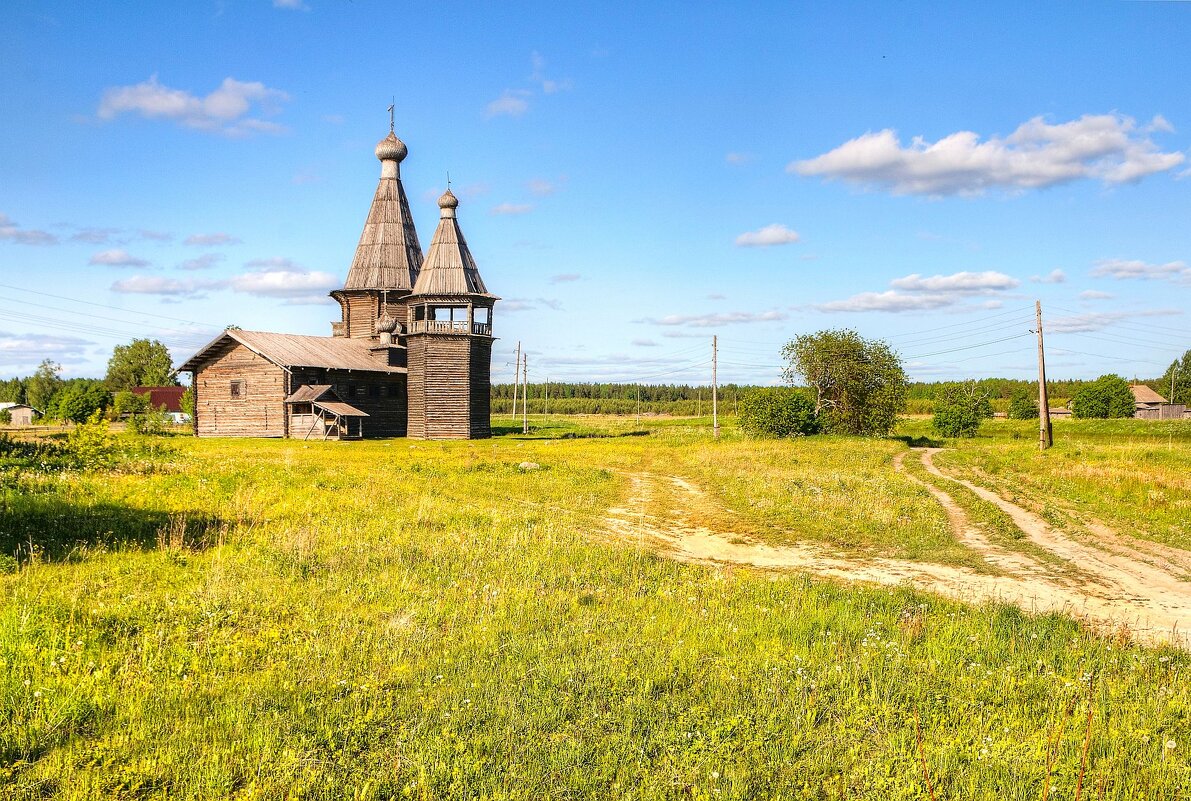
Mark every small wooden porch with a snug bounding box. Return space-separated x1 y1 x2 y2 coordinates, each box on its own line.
285 385 369 440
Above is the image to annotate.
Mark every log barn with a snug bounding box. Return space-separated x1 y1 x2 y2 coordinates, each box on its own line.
181 123 497 440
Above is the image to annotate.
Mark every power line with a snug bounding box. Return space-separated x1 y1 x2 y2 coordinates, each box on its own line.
0 282 220 329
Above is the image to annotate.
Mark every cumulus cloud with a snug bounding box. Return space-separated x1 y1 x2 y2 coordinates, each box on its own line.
273 0 309 9
111 275 215 298
89 248 150 268
491 203 533 216
632 338 659 347
1090 258 1191 283
1029 269 1066 284
1078 290 1113 300
640 311 788 328
0 213 57 246
735 224 801 248
70 227 121 245
1048 309 1180 333
550 273 581 284
179 253 225 271
98 75 289 136
790 113 1184 196
138 229 173 241
185 232 241 247
528 178 562 196
228 266 338 305
819 270 1019 313
485 90 531 119
500 297 563 313
0 331 92 371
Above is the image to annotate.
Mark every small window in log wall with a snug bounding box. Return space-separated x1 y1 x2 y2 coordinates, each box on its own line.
230 380 246 399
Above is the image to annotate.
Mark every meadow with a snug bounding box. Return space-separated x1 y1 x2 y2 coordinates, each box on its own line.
0 416 1188 799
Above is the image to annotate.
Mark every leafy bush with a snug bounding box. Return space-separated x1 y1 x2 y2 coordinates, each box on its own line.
932 382 993 438
0 409 9 425
129 406 172 435
739 388 818 437
64 413 117 469
52 382 112 423
1007 389 1039 420
1071 374 1135 419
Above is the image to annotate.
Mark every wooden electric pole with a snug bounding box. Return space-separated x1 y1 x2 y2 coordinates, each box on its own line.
636 386 641 425
512 342 521 422
712 335 719 438
1035 301 1053 450
521 353 529 434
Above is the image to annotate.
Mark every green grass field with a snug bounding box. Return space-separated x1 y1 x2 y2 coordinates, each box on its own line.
1 416 1188 799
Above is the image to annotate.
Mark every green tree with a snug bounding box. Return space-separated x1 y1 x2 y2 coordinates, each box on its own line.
782 329 906 436
739 387 818 437
1071 374 1135 419
54 382 113 423
180 385 195 419
26 359 62 414
105 339 176 391
932 382 994 438
1007 388 1039 420
1159 350 1190 406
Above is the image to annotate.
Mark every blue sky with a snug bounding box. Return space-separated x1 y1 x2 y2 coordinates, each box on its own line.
1 1 1188 387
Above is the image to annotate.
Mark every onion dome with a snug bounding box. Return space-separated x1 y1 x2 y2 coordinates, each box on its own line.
375 132 408 163
375 313 399 334
438 189 459 210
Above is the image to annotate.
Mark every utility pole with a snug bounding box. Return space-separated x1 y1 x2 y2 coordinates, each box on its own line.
636 386 641 425
521 353 529 434
712 335 719 438
512 341 521 422
698 389 702 417
545 376 549 417
1035 301 1053 450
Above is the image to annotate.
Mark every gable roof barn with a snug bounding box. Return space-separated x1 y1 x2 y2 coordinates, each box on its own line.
180 329 407 374
1130 384 1168 405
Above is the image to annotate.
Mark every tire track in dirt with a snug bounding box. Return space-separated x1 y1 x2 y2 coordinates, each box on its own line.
602 455 1191 648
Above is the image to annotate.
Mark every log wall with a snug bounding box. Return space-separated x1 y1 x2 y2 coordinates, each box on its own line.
407 334 469 439
194 343 287 438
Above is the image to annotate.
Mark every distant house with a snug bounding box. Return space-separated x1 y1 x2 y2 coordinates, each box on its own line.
0 403 38 426
1129 384 1186 420
132 387 190 424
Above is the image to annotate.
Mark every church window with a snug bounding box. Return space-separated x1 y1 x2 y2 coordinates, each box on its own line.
230 380 246 399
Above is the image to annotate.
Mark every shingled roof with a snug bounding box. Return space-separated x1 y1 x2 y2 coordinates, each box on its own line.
180 329 406 374
341 131 423 292
1130 384 1168 404
411 189 492 297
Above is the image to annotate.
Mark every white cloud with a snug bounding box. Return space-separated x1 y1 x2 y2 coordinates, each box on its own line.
550 273 581 284
0 331 93 371
485 90 531 119
89 248 150 267
1049 309 1180 333
228 268 338 304
111 275 214 297
528 178 561 196
790 113 1184 196
641 311 788 328
185 232 241 246
491 203 533 216
273 0 309 9
707 293 726 300
631 338 659 347
0 213 57 246
725 152 753 165
820 270 1019 313
530 51 571 94
98 75 289 136
501 297 564 313
70 227 121 244
1029 269 1066 284
138 229 173 241
1078 290 1113 300
244 256 297 270
734 223 801 248
1090 258 1191 283
179 253 225 271
890 271 1019 293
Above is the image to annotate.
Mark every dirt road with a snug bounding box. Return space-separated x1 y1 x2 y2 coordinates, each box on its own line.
602 449 1191 648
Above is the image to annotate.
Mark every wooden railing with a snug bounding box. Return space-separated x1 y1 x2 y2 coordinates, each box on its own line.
408 320 492 336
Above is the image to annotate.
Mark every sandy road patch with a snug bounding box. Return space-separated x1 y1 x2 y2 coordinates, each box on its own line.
603 453 1191 648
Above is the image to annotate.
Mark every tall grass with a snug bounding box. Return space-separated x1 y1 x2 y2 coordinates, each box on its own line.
0 418 1187 798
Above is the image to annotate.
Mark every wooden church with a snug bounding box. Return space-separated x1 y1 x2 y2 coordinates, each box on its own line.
180 125 497 440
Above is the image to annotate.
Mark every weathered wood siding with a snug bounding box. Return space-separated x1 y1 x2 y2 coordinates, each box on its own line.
337 290 411 340
290 367 407 437
407 334 476 439
195 343 287 438
469 338 492 438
